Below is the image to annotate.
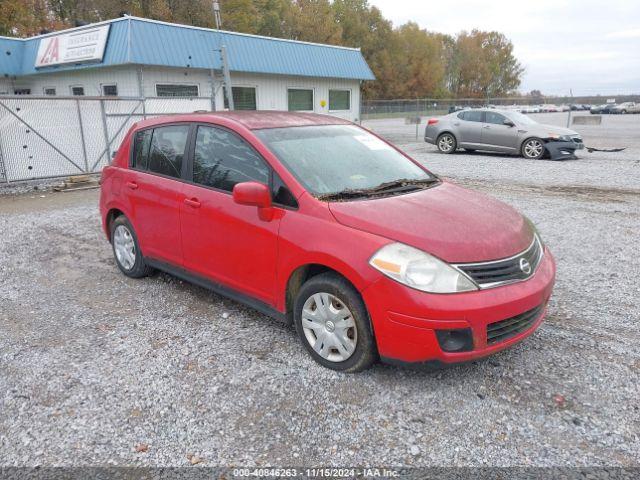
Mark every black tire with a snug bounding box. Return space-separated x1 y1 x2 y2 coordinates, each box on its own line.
436 133 457 154
293 272 377 372
521 137 545 160
110 215 153 278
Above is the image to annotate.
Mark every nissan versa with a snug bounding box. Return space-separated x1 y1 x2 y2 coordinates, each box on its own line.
99 112 556 372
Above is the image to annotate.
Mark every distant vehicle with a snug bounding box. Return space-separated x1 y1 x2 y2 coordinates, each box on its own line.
628 103 640 114
425 109 584 160
590 104 616 114
559 105 571 112
540 104 560 113
448 105 466 114
611 102 636 114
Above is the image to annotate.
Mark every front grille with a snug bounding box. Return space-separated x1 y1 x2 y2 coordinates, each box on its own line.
455 235 543 289
487 305 543 345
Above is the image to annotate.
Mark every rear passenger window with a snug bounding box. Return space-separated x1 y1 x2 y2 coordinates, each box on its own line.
461 110 484 122
148 125 189 178
132 129 152 170
193 126 269 191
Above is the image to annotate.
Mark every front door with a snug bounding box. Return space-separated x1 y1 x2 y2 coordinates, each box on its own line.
179 124 281 305
481 111 519 152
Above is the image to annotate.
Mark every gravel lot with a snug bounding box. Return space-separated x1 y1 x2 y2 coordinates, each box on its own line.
1 112 639 468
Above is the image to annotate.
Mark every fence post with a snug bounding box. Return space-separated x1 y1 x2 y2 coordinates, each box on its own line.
100 99 111 164
76 99 89 173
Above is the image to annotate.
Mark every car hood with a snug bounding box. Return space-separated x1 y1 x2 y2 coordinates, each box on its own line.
328 182 533 263
526 123 579 137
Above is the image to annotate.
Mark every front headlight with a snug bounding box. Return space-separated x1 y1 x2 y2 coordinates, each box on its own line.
369 243 478 293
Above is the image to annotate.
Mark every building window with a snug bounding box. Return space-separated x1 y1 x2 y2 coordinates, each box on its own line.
71 86 85 96
102 84 118 96
329 90 350 111
13 88 31 95
224 86 257 110
44 87 56 96
156 84 199 97
288 88 313 111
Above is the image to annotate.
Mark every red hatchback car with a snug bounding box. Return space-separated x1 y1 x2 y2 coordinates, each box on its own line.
100 112 556 372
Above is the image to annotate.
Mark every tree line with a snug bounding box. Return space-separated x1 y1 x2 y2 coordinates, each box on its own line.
0 0 525 99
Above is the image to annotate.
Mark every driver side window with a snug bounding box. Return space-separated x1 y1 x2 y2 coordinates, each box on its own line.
193 126 269 191
485 111 507 125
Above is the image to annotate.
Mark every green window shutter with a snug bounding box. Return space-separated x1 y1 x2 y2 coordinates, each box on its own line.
288 89 313 111
329 90 350 110
225 87 257 110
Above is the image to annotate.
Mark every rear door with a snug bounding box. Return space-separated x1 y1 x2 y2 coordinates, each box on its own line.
179 124 284 305
481 111 519 152
455 110 484 145
124 124 191 266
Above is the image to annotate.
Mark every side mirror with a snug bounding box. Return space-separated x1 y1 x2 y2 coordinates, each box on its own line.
233 182 273 220
503 119 515 127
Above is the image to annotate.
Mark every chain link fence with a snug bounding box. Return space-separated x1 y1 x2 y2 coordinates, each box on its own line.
0 95 211 182
361 95 640 120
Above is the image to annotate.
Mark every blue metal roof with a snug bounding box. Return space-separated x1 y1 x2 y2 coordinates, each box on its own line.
0 38 25 76
0 17 375 81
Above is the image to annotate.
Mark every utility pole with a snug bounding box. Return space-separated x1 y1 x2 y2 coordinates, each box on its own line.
567 88 573 127
213 1 222 29
212 1 234 110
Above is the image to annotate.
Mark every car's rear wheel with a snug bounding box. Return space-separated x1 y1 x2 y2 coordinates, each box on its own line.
436 133 457 154
521 138 545 160
110 216 153 278
294 273 377 372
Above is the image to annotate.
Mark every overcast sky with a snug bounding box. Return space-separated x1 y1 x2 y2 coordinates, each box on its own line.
368 0 640 96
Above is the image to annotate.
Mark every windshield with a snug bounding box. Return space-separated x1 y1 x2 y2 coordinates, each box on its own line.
508 111 538 125
255 125 434 196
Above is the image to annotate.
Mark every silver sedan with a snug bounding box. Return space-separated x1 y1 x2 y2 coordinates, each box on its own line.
424 109 584 160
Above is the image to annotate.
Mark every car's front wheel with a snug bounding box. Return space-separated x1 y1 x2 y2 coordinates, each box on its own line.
294 273 377 372
521 138 545 160
436 133 457 154
110 216 153 278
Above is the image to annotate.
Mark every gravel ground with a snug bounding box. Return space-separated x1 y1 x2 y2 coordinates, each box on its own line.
1 112 639 468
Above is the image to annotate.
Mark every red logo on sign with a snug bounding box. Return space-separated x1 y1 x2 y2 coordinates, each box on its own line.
39 37 60 65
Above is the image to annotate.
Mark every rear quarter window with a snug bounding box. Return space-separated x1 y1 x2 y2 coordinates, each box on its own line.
132 129 152 170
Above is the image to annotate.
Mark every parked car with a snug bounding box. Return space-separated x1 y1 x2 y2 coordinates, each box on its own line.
611 102 636 114
591 104 616 114
540 104 560 112
425 109 584 160
100 112 556 372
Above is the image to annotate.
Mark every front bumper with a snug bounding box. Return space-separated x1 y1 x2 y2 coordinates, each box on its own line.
546 140 583 160
362 249 556 365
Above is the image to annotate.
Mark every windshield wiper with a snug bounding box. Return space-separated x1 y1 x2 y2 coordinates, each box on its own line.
316 177 440 201
367 177 440 194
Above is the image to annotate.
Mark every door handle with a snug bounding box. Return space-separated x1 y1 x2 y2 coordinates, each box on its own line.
184 198 201 208
126 181 138 190
483 125 491 129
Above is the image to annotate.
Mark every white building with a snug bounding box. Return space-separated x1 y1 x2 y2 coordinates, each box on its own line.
0 16 375 122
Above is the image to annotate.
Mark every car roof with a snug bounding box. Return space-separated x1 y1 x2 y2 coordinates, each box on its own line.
133 111 353 131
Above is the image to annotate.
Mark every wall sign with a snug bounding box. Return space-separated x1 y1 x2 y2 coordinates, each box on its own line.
35 25 110 68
